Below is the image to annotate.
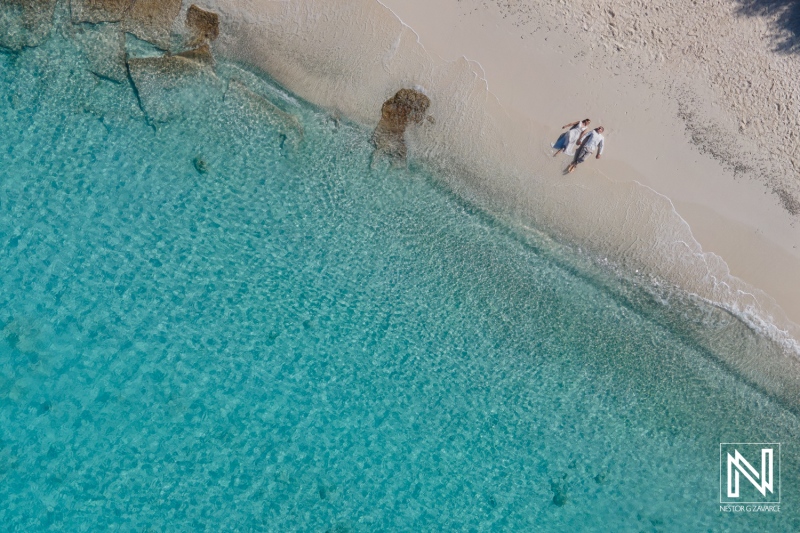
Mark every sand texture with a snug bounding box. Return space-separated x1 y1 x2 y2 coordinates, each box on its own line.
489 0 800 214
187 0 800 404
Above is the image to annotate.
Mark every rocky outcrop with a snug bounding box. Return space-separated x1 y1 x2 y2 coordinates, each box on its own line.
127 54 216 91
371 88 432 163
122 0 181 51
127 53 223 125
185 4 219 48
223 79 304 150
0 0 58 51
69 0 133 24
122 3 227 126
74 22 128 82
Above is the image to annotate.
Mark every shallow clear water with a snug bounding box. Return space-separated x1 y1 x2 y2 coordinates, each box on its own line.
0 24 798 532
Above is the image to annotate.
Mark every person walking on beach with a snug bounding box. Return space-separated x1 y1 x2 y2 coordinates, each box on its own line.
567 126 604 173
552 118 590 157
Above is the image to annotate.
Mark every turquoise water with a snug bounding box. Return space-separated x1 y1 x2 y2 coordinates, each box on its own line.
1 22 799 532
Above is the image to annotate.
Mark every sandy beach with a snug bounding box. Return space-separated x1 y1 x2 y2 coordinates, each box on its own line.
191 0 800 400
204 0 799 329
375 0 800 328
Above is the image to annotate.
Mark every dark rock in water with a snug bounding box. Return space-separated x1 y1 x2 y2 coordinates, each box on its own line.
0 0 58 51
127 54 223 125
73 22 127 82
122 0 181 51
371 88 432 164
69 0 133 24
552 489 568 507
223 79 304 151
192 156 208 174
185 4 219 48
550 476 569 507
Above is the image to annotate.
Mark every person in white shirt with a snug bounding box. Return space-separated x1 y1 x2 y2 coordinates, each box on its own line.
552 118 591 157
567 126 605 173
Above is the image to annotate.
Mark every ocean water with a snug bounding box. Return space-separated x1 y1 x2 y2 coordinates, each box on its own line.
0 20 799 533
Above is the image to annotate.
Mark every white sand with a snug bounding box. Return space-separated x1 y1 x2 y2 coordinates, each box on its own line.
196 0 800 400
376 0 800 323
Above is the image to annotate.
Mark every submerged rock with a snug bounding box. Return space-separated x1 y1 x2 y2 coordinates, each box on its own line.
73 22 127 82
192 155 208 174
223 79 304 151
127 53 223 125
185 4 219 48
124 31 163 59
0 0 58 51
128 54 214 88
175 43 213 66
371 88 432 164
69 0 133 24
122 0 181 51
550 476 569 507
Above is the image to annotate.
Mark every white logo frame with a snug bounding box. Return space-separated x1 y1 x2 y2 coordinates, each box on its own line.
720 443 781 504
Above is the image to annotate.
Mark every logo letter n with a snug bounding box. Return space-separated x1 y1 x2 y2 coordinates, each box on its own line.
727 449 773 498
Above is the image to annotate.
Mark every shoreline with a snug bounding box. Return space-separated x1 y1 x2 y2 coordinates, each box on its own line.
4 3 800 528
376 0 800 327
222 0 797 323
194 0 800 401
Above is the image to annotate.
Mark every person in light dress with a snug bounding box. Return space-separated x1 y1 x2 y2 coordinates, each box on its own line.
552 118 591 157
